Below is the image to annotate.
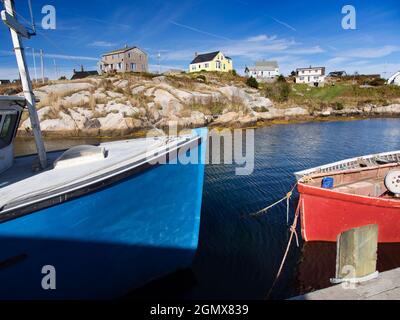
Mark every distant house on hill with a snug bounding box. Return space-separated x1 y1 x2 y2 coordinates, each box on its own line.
189 51 233 73
0 80 11 85
100 45 148 74
245 60 279 81
328 70 347 77
71 66 98 80
388 71 400 86
295 66 326 86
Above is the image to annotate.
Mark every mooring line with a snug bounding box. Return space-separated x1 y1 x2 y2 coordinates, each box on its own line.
250 183 297 220
266 199 301 299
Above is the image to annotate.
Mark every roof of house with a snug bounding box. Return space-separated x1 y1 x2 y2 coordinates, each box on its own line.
296 66 325 71
71 70 99 80
102 46 145 56
247 60 279 71
190 51 221 64
255 60 278 68
328 70 347 76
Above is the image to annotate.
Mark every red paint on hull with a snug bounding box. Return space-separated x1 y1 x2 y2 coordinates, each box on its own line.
298 183 400 243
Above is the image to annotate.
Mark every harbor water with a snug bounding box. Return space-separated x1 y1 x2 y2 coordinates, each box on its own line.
15 118 400 299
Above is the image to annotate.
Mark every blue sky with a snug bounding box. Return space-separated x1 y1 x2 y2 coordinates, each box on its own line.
0 0 399 79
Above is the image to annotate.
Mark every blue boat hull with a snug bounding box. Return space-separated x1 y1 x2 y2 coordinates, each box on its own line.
0 128 207 299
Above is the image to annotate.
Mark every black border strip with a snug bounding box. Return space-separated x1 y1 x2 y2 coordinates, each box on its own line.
0 136 202 224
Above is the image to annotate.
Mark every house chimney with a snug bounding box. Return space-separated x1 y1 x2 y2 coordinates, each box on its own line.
81 65 84 72
73 68 76 74
125 44 128 49
195 52 198 57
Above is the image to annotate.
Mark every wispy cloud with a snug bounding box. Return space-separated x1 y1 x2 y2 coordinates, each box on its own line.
265 15 297 32
246 34 271 42
42 53 99 62
88 41 117 48
343 45 400 59
170 20 232 41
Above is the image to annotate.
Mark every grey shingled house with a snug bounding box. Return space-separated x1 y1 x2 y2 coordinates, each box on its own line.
100 45 148 74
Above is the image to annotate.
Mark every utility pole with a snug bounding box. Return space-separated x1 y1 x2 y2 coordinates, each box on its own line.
53 59 58 80
40 49 45 83
157 51 161 74
32 47 37 83
3 0 47 169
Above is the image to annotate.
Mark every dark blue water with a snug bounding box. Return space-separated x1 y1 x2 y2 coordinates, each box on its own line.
186 119 400 300
19 119 400 299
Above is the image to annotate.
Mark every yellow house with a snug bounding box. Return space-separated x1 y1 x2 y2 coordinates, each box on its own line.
189 51 233 73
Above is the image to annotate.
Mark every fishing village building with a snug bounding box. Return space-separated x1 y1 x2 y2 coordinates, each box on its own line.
245 60 279 82
295 66 326 86
71 66 98 80
189 51 233 73
99 45 148 74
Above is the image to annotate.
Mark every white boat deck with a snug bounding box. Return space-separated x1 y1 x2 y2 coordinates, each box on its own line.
0 135 192 212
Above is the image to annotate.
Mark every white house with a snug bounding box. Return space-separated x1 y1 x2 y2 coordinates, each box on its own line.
295 66 326 86
388 71 400 86
245 60 279 81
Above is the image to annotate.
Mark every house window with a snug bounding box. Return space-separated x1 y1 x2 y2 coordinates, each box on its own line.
131 63 136 71
205 63 209 68
118 63 122 69
192 65 196 70
216 61 221 69
300 77 304 80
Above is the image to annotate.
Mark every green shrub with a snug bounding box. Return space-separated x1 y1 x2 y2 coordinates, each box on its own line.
333 102 344 110
264 82 290 102
279 83 290 101
277 74 286 82
368 78 386 87
246 76 259 89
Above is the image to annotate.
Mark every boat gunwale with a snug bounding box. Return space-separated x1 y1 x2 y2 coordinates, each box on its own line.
298 162 399 181
294 150 400 180
298 182 400 208
0 134 204 223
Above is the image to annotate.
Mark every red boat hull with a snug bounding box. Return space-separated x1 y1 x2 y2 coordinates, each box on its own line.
298 183 400 243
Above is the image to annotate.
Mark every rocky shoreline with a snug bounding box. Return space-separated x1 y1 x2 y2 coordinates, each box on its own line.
17 75 400 138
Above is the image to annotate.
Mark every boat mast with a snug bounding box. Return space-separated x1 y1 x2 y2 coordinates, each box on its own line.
2 0 47 169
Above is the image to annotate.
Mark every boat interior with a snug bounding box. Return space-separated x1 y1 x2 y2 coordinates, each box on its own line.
302 164 400 199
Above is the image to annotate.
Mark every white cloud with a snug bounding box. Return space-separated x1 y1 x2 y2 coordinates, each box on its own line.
246 35 270 42
0 68 20 80
343 45 400 59
326 57 350 65
40 53 99 62
88 41 117 48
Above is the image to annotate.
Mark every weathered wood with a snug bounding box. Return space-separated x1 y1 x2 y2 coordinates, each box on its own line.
291 268 400 300
334 224 378 281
